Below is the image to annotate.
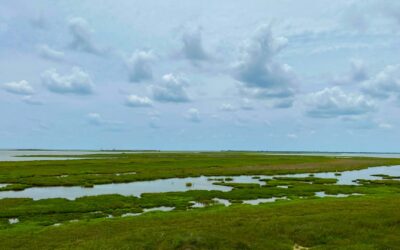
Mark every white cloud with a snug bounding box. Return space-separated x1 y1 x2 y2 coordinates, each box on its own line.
126 50 155 82
22 96 44 105
220 103 236 112
362 64 400 99
41 67 94 95
151 73 190 103
333 59 368 85
186 108 201 122
233 24 296 106
87 113 123 127
3 80 34 95
125 95 153 107
181 27 209 63
347 58 369 82
379 122 393 129
306 87 375 118
37 44 65 61
68 17 103 55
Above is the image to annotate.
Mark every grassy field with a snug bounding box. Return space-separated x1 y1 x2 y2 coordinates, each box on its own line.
1 195 400 249
1 152 400 189
0 152 399 249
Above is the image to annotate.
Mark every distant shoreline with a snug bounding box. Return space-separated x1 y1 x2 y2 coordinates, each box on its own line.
0 149 399 154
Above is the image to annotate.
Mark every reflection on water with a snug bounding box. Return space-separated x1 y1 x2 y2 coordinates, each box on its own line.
121 206 175 217
243 197 287 205
0 176 233 200
213 198 231 206
314 191 363 198
0 165 399 200
280 165 400 185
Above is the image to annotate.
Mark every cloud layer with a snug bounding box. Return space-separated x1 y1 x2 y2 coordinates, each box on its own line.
306 87 374 118
3 80 34 95
126 50 155 82
125 95 153 107
41 67 94 95
181 27 209 63
233 25 296 107
37 44 65 62
68 17 103 55
151 74 190 103
362 64 400 100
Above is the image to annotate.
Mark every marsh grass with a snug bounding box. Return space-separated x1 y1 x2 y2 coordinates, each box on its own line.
1 152 400 189
1 152 400 249
1 195 399 249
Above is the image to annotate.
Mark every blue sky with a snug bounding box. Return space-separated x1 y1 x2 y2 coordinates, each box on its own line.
1 0 400 151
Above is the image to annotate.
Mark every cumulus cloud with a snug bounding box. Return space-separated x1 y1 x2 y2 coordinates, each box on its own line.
3 80 34 95
181 27 209 63
333 59 368 85
347 59 368 82
87 113 123 127
220 103 236 112
126 50 155 82
68 17 103 55
186 108 201 122
151 73 190 103
233 24 296 107
22 96 44 105
306 87 375 118
125 95 153 107
37 44 65 61
362 64 400 100
41 67 94 95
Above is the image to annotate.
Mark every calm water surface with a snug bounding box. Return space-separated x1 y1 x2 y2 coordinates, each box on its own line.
0 165 398 200
0 150 131 161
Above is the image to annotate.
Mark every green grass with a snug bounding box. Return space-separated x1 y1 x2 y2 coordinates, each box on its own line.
1 195 399 249
0 175 398 229
1 152 400 189
0 152 399 249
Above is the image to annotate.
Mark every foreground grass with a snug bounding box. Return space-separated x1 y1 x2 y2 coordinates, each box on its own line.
1 195 399 249
1 152 400 188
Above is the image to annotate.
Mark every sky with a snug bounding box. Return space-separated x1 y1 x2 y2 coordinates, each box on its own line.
1 0 400 152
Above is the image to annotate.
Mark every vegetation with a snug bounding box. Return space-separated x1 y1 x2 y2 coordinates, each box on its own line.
1 152 400 189
0 152 399 249
0 195 399 249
